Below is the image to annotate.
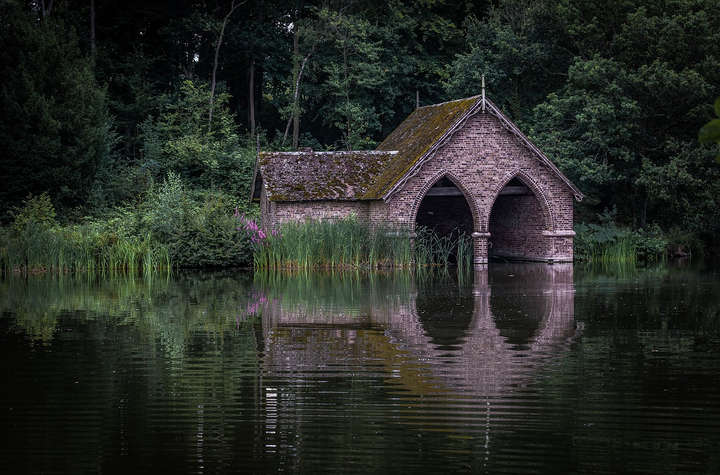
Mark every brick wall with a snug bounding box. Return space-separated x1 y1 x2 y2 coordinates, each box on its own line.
489 194 548 260
266 200 370 227
385 112 576 263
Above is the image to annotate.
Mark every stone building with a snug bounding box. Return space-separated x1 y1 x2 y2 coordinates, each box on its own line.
251 95 584 263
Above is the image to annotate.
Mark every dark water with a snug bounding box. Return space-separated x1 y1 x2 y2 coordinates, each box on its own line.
1 261 719 474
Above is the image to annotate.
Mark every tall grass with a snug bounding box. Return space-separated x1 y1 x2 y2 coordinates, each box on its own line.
577 235 637 263
240 216 474 270
574 222 668 263
0 222 172 274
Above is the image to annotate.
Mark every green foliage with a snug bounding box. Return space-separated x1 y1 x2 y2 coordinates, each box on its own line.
139 172 253 268
10 192 57 232
446 1 573 120
0 220 171 274
0 172 255 273
414 227 474 270
311 6 394 150
519 0 720 242
2 0 719 261
247 216 473 270
573 209 668 262
0 3 111 218
140 80 255 197
699 97 720 161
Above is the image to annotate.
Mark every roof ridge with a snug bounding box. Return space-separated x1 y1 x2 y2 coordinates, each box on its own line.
417 94 483 111
261 150 397 155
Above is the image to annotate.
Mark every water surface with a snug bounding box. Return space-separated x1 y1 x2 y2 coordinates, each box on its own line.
1 261 719 474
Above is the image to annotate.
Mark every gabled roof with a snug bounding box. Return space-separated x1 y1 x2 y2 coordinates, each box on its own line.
372 95 584 202
252 96 584 203
256 150 396 201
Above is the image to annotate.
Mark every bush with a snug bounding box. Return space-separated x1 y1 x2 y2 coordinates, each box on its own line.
167 192 253 267
9 192 57 231
139 173 254 267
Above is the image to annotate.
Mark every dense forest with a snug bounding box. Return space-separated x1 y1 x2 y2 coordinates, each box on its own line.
1 0 719 268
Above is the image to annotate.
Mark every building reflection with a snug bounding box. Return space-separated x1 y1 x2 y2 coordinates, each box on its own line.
258 264 578 396
254 264 580 462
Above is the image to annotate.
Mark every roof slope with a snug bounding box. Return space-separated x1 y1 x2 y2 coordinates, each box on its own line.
255 95 583 203
365 96 482 199
372 95 583 202
257 150 396 201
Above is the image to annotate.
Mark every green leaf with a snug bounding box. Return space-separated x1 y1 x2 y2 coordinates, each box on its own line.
698 119 720 144
715 98 720 118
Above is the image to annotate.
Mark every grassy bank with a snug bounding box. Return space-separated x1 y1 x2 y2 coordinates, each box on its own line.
1 183 255 274
0 222 172 273
573 222 670 263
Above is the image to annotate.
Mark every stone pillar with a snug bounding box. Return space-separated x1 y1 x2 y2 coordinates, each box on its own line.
472 232 491 265
541 230 576 262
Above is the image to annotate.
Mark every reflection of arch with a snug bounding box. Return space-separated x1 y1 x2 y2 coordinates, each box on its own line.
258 265 578 399
485 171 555 261
410 170 482 236
254 266 580 465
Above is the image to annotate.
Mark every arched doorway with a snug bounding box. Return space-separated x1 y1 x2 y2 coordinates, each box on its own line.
488 177 549 261
416 176 474 237
415 176 475 264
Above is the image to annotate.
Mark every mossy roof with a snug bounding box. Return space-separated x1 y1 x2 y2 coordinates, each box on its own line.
367 96 482 199
257 150 397 201
255 95 583 203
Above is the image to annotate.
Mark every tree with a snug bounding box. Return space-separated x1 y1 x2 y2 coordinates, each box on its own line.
528 0 720 237
141 80 254 199
699 98 720 161
446 0 573 121
0 2 111 219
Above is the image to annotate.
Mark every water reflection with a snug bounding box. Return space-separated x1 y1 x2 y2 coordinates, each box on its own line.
259 264 577 393
2 261 719 474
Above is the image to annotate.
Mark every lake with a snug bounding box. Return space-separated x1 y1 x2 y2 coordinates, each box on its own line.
1 260 719 474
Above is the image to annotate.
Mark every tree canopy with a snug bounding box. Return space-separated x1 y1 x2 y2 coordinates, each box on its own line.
1 0 718 250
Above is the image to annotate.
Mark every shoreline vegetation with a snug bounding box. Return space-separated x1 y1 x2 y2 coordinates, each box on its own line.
237 213 474 270
0 195 692 275
1 2 719 277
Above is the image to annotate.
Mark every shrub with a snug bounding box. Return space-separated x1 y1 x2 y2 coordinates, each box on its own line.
574 221 668 262
9 192 57 231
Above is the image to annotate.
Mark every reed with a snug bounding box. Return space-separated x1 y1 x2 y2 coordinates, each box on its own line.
0 223 173 274
576 234 637 263
246 217 473 270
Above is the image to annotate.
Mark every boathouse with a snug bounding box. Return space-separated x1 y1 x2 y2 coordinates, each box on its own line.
251 95 584 263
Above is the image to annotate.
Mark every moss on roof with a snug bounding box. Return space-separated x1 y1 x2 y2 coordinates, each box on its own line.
258 150 396 201
257 95 583 203
363 96 483 199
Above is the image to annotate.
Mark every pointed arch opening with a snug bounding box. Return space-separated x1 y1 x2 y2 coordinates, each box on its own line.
414 175 476 264
488 175 552 261
416 176 475 236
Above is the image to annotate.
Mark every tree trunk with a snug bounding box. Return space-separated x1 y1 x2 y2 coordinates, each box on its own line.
209 0 240 129
292 28 300 150
248 59 256 138
283 23 315 150
40 0 54 19
90 0 95 51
